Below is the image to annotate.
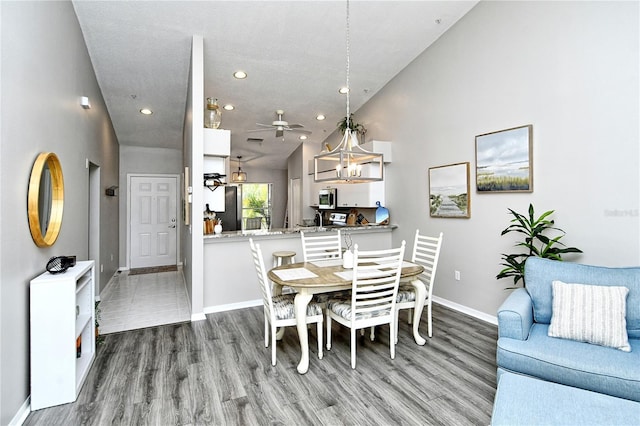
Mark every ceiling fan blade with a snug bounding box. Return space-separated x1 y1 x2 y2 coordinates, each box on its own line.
247 128 271 133
275 129 284 138
255 123 274 128
287 124 304 129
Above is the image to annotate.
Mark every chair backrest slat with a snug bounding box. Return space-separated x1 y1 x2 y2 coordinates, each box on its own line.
249 238 273 316
301 230 342 261
411 230 444 295
348 241 406 321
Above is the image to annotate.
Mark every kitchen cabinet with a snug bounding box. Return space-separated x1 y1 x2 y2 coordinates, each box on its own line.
335 179 385 208
203 129 230 156
30 261 95 410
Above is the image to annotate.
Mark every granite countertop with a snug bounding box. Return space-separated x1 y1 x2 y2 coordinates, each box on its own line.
203 224 396 241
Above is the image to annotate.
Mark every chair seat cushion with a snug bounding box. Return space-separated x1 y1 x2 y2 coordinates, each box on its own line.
313 290 351 304
327 298 391 320
272 295 322 320
397 284 417 303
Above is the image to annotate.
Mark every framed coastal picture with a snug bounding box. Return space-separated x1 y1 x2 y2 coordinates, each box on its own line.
475 125 533 193
429 162 470 218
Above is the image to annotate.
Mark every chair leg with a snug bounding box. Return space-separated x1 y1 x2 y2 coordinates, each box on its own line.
369 326 375 341
351 328 356 369
390 323 396 360
326 315 332 350
427 302 433 338
271 325 277 366
395 310 399 344
317 320 323 359
408 308 413 324
264 313 269 348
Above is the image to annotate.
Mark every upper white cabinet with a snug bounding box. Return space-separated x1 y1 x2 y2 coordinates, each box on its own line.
203 128 230 157
335 178 385 208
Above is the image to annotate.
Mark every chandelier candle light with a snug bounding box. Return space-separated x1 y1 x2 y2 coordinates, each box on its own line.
314 0 383 184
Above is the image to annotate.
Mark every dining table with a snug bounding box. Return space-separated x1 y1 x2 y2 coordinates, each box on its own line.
268 258 425 374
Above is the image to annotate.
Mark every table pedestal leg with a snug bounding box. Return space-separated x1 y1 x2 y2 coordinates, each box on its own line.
294 292 313 374
410 279 427 345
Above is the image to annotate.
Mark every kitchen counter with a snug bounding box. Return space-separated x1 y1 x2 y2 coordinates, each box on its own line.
203 224 396 243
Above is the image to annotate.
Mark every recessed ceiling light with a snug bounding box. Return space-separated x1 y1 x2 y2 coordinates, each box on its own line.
223 104 234 111
338 87 349 94
140 108 153 115
299 135 308 140
233 71 247 79
316 114 325 121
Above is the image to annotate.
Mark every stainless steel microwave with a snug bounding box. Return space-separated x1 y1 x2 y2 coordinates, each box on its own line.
318 188 337 209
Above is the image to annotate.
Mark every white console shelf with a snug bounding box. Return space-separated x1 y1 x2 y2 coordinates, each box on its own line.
30 260 95 410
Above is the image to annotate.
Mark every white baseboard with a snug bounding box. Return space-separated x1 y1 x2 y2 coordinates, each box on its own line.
204 299 262 314
191 312 207 321
9 396 30 426
432 296 498 326
193 297 497 327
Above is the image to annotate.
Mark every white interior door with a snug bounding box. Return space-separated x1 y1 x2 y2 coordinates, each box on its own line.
130 176 177 268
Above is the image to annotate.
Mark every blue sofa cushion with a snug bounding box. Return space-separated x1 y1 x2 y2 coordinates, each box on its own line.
524 257 640 338
492 372 640 426
497 323 640 402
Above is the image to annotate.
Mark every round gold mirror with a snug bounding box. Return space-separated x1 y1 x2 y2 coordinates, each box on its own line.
28 152 64 247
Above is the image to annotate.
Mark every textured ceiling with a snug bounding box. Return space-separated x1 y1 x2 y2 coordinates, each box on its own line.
73 1 477 169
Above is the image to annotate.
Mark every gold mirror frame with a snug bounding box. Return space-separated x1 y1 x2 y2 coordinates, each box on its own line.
28 152 64 247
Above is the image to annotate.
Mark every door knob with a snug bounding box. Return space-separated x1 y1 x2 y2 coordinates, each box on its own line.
168 224 176 229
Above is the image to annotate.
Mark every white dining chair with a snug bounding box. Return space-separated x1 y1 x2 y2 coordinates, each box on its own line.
249 238 323 366
301 230 342 262
325 241 406 369
396 230 443 340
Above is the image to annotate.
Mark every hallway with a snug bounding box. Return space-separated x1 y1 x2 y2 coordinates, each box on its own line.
98 268 190 334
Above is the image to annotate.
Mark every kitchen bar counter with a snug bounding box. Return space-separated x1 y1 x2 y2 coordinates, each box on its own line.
201 224 396 313
203 224 396 242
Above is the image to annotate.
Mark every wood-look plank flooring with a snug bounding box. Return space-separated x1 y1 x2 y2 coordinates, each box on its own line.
24 303 498 426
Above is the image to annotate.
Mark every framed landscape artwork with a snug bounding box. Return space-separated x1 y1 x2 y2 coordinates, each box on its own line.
475 125 533 193
429 162 470 218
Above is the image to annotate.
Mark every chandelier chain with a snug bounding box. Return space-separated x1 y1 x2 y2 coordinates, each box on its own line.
345 0 351 129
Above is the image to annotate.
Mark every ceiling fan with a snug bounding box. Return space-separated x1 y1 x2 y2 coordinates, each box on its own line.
248 110 311 138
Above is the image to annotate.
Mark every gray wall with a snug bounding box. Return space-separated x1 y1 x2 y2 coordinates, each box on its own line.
353 1 639 316
0 1 119 423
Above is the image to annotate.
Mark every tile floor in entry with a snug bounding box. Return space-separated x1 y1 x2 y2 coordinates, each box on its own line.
98 268 191 334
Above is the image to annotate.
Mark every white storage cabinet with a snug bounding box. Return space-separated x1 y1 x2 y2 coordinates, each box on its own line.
30 260 95 410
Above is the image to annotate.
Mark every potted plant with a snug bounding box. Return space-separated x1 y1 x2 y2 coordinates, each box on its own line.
497 203 583 288
337 113 366 137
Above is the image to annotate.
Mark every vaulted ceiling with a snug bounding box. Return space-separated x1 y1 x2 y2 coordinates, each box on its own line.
73 1 478 169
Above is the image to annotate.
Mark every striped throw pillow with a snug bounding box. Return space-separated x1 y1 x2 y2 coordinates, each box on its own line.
548 280 631 352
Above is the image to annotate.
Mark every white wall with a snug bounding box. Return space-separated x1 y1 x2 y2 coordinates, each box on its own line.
118 145 182 269
353 1 639 317
0 1 119 423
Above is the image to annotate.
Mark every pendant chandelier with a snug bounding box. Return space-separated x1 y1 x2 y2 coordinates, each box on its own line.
314 0 383 184
232 156 247 182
